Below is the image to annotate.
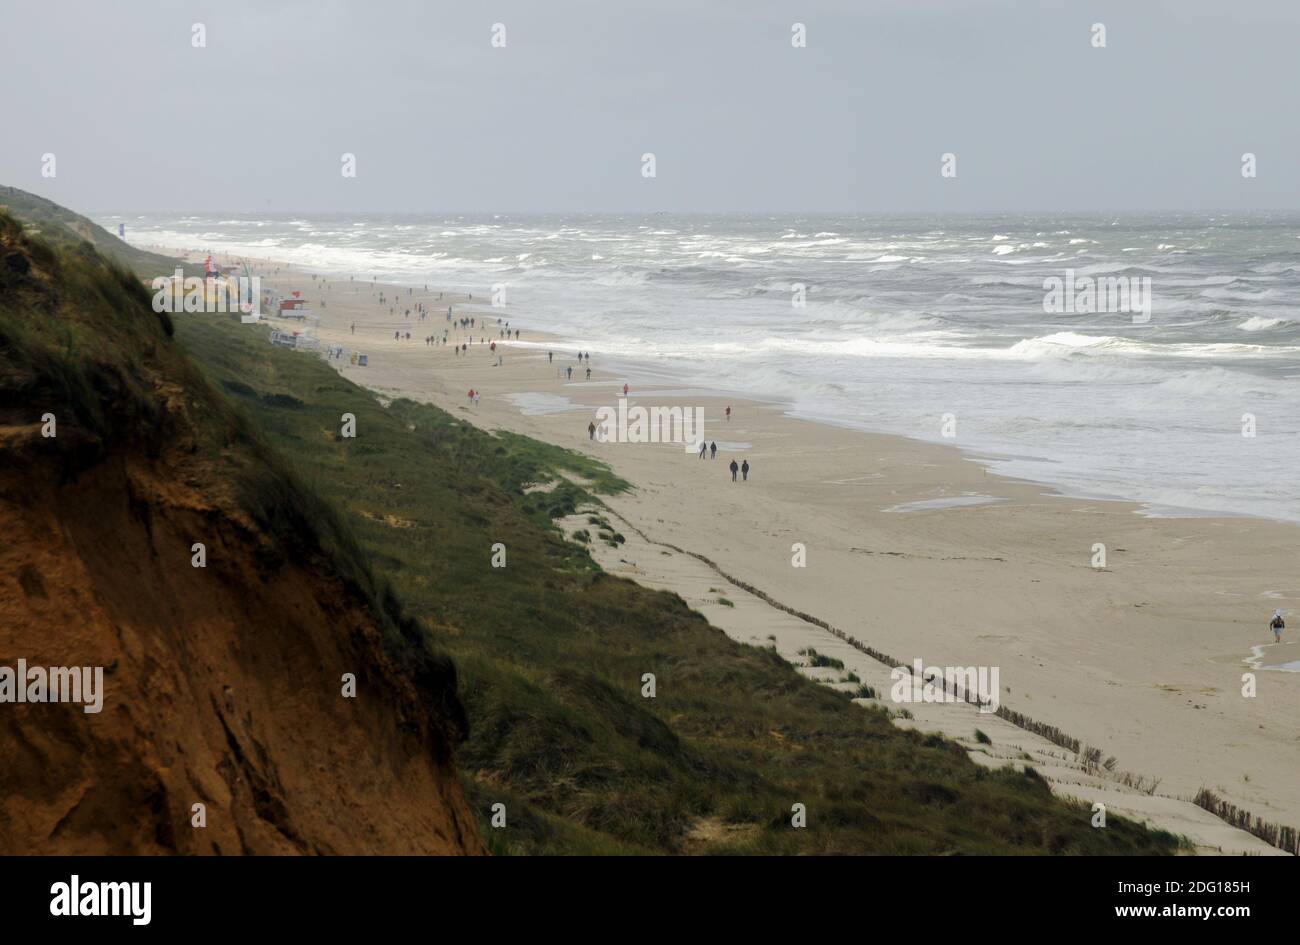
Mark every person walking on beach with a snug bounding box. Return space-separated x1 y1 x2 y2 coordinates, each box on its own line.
725 406 731 422
729 459 738 482
710 441 717 459
548 351 553 363
588 420 597 441
741 460 750 481
1270 609 1285 643
622 383 629 397
699 441 707 459
566 366 573 380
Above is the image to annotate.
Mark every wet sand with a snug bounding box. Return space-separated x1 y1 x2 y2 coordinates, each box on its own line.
166 249 1300 852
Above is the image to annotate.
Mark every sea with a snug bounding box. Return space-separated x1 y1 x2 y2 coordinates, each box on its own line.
106 211 1300 523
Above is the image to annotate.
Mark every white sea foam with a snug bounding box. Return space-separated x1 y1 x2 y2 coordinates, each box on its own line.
115 211 1300 522
1239 316 1291 331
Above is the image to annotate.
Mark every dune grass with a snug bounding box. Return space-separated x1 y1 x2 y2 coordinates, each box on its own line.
168 310 1178 856
0 185 196 278
2 203 1178 855
0 211 464 750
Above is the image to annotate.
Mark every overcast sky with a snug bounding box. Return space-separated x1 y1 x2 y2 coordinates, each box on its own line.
2 0 1297 214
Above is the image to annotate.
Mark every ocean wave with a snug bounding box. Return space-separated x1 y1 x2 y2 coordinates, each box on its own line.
110 210 1300 521
1007 331 1298 361
1238 315 1296 331
1200 287 1280 302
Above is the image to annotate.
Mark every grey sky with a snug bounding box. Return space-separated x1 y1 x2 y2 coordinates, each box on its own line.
2 0 1297 213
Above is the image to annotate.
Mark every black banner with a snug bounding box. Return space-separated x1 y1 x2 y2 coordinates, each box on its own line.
0 854 1274 932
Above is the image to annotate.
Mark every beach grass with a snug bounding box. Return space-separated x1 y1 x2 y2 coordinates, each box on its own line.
164 308 1178 855
0 185 200 278
0 203 1179 856
0 210 468 754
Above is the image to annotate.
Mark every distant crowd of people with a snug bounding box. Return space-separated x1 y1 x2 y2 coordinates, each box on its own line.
321 280 1283 663
304 277 762 486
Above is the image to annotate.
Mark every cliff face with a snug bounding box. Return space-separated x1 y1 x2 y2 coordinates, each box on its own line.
0 213 483 854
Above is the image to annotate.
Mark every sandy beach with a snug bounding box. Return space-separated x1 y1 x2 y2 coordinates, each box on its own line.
173 250 1299 852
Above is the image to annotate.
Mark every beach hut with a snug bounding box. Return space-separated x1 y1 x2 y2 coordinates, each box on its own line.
278 297 313 320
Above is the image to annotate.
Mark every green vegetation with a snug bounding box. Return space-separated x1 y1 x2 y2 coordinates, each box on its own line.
170 312 1173 856
0 186 198 278
2 202 1179 855
0 210 464 751
799 647 846 671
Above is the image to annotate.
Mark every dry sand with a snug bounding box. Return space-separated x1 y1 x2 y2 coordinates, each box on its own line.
172 250 1299 853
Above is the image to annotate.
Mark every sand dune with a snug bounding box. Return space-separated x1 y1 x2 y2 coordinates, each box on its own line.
188 253 1299 853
